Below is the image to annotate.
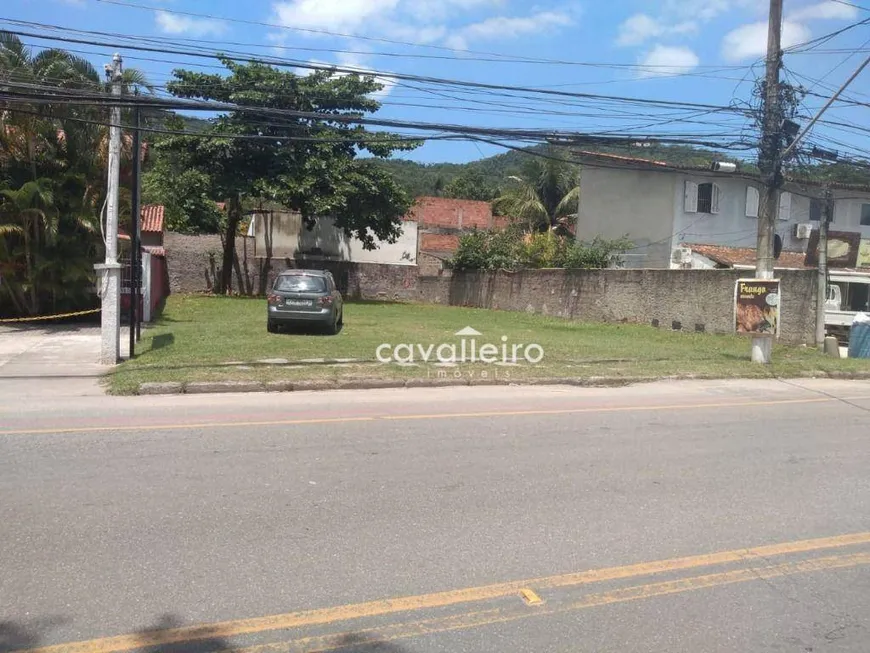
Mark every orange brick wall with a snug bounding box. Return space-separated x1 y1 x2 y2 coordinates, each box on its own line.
409 197 493 229
420 233 460 252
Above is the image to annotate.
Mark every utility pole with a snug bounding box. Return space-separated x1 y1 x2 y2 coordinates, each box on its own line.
95 53 123 365
752 0 784 364
815 186 833 347
129 105 142 357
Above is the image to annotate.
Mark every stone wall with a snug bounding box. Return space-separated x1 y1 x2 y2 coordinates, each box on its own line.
164 231 419 299
415 268 817 344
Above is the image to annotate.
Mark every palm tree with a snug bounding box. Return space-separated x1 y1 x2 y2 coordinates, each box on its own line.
0 179 58 314
0 32 151 316
493 149 580 233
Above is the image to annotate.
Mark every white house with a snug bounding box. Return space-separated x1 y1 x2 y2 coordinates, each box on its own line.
576 151 870 270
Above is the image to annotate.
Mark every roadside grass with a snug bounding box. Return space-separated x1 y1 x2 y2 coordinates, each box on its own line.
108 294 869 394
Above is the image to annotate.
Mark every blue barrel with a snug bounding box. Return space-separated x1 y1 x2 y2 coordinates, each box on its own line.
848 317 870 359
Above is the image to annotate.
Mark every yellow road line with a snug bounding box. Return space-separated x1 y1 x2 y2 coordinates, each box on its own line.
15 532 870 653
0 395 853 437
519 589 543 606
233 551 870 653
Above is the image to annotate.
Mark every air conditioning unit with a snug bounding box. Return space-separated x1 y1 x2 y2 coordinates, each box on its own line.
794 223 814 240
671 247 693 265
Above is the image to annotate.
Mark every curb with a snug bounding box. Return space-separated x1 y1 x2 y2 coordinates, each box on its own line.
134 370 870 395
133 374 695 395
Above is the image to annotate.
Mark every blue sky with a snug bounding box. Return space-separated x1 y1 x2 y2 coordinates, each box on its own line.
6 0 870 163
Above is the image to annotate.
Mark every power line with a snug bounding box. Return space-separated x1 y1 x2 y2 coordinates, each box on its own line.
0 27 753 116
830 0 870 12
0 83 758 150
3 18 752 71
784 16 870 53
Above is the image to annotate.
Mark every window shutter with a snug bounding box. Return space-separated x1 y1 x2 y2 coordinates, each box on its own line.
711 183 721 214
684 181 698 213
745 186 759 218
778 191 792 221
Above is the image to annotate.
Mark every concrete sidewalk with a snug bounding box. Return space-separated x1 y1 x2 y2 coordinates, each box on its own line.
0 324 129 400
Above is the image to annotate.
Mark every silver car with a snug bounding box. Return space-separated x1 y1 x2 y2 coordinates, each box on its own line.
267 270 344 334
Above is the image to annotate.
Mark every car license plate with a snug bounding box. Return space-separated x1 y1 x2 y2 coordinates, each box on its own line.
285 299 311 306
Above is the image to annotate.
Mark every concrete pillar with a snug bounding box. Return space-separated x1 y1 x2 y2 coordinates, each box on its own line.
94 261 122 364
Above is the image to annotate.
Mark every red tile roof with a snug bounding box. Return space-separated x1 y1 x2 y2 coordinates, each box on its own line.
141 204 164 233
142 245 165 257
685 243 809 269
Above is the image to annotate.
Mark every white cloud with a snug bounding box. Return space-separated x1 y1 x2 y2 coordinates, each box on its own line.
637 44 699 77
616 14 663 47
616 13 697 47
615 0 760 48
270 0 573 52
155 11 227 36
290 54 397 99
721 20 812 62
791 1 858 21
272 0 400 33
444 10 574 50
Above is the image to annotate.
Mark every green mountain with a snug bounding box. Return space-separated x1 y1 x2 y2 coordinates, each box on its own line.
374 143 748 199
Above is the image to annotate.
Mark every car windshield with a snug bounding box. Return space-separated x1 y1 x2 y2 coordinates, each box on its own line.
273 275 327 292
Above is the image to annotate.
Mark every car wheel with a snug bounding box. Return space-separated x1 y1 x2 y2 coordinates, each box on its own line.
337 309 344 327
267 320 278 334
326 314 339 335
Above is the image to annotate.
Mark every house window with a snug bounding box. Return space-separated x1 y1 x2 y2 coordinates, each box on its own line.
684 181 720 214
778 191 792 221
809 198 822 221
745 186 759 218
862 204 870 226
697 183 714 213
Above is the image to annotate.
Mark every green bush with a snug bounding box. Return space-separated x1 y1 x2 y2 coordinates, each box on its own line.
449 230 631 271
564 236 633 269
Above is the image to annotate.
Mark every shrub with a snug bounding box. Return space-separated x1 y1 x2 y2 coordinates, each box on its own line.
449 230 631 271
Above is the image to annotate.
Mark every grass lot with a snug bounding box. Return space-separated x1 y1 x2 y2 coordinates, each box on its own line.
108 294 869 394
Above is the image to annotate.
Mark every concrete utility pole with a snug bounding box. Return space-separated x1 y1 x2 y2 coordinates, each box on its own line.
752 0 784 364
96 53 123 365
815 187 833 347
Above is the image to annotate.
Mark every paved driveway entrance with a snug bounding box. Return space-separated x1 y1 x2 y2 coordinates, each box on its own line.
0 324 129 400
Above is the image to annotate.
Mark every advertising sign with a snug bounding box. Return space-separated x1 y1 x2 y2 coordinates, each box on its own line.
735 279 780 337
805 230 862 268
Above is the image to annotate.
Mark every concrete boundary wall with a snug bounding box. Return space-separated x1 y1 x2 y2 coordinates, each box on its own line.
417 269 816 345
164 232 817 344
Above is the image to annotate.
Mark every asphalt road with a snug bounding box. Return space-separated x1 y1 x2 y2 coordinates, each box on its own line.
2 379 870 652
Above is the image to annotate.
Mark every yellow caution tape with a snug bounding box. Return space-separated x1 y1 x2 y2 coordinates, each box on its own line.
0 308 102 323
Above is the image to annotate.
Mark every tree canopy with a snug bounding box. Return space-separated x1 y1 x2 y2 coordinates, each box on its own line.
151 58 419 292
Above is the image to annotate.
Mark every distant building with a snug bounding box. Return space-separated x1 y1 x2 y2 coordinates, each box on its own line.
575 151 870 269
246 197 509 271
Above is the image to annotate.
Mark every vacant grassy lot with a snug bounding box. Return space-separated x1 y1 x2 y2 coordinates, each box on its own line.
109 294 869 394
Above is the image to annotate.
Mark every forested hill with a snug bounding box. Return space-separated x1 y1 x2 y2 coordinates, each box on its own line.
371 143 746 198
374 143 870 199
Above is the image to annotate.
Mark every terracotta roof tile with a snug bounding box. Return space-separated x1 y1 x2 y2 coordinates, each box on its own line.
685 243 809 269
140 204 164 233
142 245 165 257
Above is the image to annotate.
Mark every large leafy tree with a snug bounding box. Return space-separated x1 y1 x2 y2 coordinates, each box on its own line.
493 149 580 233
155 58 418 293
443 169 499 202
